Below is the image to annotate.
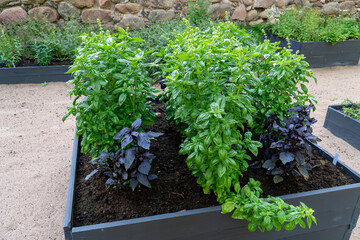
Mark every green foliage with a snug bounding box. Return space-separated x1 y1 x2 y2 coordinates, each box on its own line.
131 19 187 79
267 7 360 44
187 0 211 25
0 30 22 67
4 17 98 66
63 28 157 157
342 99 360 121
162 20 317 231
243 38 317 134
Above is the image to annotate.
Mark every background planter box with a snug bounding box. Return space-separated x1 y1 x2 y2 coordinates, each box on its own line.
324 104 360 150
263 32 360 68
0 65 71 84
64 136 360 240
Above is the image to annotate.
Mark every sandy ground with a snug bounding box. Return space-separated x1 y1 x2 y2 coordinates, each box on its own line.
0 65 359 240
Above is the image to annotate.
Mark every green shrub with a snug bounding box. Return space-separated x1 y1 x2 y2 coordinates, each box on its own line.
161 20 316 232
0 30 22 67
6 17 98 65
342 99 360 121
63 28 157 157
267 7 360 44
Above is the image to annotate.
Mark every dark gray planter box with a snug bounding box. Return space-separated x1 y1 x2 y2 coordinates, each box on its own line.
0 65 71 84
324 104 360 150
263 32 360 68
64 136 360 240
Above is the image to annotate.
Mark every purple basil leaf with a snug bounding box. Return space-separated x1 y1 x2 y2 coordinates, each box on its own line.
273 121 279 131
131 118 142 130
129 178 138 191
279 152 294 164
105 178 114 189
292 169 301 177
121 134 133 149
137 173 151 188
131 131 139 137
250 161 262 168
125 148 136 170
297 165 309 179
148 174 158 181
295 152 305 165
271 167 284 175
122 171 128 180
305 143 313 157
115 149 123 159
119 157 125 164
131 169 137 177
270 140 283 148
146 131 164 138
85 169 98 181
115 161 120 168
305 162 313 170
143 152 155 160
104 171 112 177
138 160 151 175
113 172 117 177
305 104 314 111
262 159 276 170
114 127 131 140
138 132 150 150
296 125 306 134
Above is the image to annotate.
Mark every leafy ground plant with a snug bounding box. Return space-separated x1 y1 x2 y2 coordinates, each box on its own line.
86 119 163 190
63 27 157 157
342 99 360 121
267 7 360 44
0 30 22 67
253 105 319 183
161 20 316 232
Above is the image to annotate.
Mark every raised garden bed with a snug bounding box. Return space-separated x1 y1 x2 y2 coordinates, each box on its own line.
324 104 360 150
0 65 71 84
64 127 360 240
263 32 360 68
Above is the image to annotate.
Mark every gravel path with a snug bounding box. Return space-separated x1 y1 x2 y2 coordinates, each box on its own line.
0 65 359 240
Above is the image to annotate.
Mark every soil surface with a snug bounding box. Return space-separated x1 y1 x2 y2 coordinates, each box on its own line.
0 65 360 240
73 103 355 227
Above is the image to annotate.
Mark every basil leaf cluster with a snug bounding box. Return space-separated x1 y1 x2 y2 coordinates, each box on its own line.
63 28 157 157
162 20 317 232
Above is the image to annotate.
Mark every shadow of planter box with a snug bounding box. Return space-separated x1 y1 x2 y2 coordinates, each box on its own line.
324 104 360 150
0 65 71 84
263 32 360 68
63 136 360 240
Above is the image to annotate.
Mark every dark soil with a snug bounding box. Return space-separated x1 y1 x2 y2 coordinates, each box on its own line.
73 103 356 227
13 59 72 67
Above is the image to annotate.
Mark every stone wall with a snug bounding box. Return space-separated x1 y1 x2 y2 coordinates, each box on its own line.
0 0 359 30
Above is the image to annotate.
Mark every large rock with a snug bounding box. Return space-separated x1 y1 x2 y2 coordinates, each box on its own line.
69 0 94 8
321 2 339 15
115 3 140 14
0 0 13 7
116 14 145 31
0 6 27 24
254 0 275 8
28 6 59 22
81 9 112 23
151 0 174 9
58 2 80 19
276 0 289 7
243 0 253 6
246 9 258 20
148 9 174 21
209 1 232 18
231 4 246 20
339 1 357 14
99 0 111 8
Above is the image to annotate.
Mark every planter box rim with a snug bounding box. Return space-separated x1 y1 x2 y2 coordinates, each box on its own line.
328 104 360 123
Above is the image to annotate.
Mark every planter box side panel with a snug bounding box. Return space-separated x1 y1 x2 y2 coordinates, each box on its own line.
301 41 360 68
0 66 71 84
70 184 360 240
324 105 360 150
